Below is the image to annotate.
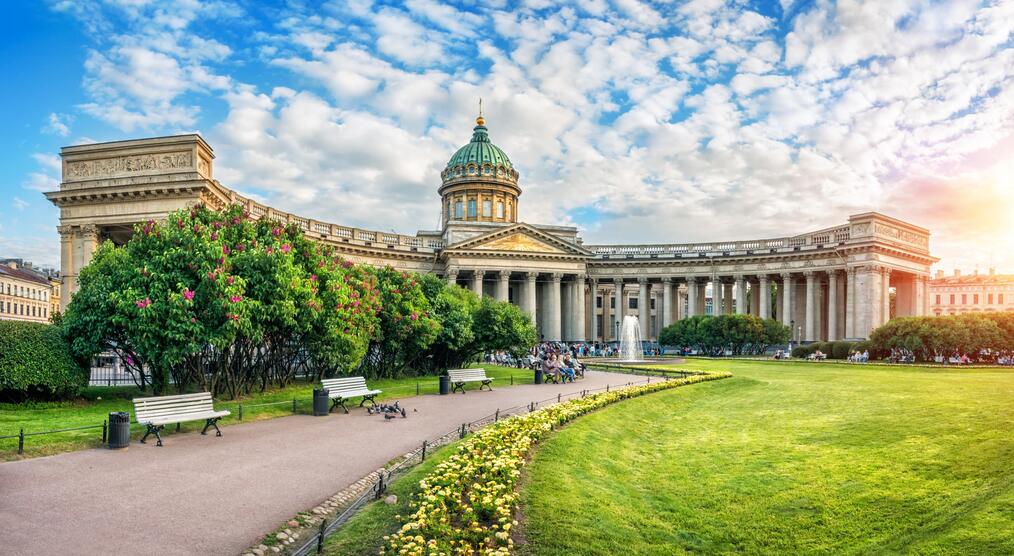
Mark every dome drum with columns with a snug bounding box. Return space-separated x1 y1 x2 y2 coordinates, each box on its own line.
45 109 939 344
439 114 520 225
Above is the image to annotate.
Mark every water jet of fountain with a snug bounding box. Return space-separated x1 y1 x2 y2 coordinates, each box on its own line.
617 315 644 362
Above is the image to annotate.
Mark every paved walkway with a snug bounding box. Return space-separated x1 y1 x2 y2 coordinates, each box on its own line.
0 370 639 556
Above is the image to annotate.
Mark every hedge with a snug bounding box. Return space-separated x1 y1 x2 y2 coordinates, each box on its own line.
791 341 859 360
0 320 86 401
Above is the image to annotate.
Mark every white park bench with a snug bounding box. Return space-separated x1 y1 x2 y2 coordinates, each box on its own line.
447 368 494 393
133 392 231 447
321 376 382 413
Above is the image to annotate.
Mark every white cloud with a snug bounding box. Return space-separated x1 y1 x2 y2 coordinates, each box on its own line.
37 0 1014 274
12 198 29 211
43 113 72 137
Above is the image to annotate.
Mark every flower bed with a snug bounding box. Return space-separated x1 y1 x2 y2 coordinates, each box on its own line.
381 371 730 555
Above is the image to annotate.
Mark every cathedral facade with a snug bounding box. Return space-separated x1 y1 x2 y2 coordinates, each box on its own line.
46 116 937 342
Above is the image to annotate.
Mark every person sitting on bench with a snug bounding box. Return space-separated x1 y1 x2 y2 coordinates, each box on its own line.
559 354 578 382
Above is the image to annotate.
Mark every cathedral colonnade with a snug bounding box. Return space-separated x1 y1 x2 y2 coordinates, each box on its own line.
440 266 932 343
45 134 937 343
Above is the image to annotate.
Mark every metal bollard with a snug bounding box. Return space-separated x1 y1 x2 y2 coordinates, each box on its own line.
421 440 428 461
511 375 514 386
101 420 108 443
557 393 561 403
18 428 24 455
495 409 500 422
292 398 297 414
317 519 327 553
416 381 420 396
239 404 244 420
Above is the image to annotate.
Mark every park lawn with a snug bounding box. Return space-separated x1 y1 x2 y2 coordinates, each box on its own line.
0 364 533 460
520 359 1014 555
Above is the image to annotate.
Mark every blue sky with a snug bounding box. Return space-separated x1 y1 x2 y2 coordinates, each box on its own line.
1 0 1012 272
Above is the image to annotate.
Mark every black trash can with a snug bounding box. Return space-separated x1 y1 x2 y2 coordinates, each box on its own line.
108 412 130 449
534 369 544 384
439 375 450 395
313 388 330 416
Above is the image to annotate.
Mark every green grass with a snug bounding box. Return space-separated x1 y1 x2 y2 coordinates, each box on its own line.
520 359 1014 555
321 442 459 555
0 364 533 460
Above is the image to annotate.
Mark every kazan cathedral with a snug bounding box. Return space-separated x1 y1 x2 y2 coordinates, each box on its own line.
47 112 937 342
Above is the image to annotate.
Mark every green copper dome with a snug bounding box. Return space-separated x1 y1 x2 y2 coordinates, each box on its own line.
445 117 513 170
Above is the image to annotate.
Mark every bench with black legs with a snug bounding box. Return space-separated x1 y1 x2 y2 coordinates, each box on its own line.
132 392 231 447
321 376 382 414
447 368 494 393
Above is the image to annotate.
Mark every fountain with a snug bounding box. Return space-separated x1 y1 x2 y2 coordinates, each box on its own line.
617 315 644 362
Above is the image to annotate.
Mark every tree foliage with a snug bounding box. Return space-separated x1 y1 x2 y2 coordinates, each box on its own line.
659 314 789 355
868 313 1011 362
60 204 539 396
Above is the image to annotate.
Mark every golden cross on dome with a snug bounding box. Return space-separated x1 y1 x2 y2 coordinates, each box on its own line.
476 98 485 126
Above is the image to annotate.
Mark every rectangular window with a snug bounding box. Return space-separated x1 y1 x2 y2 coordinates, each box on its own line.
950 294 955 304
988 293 994 304
974 294 979 304
467 199 477 218
1000 294 1004 304
935 294 941 304
496 202 504 218
596 315 603 335
596 296 602 309
962 294 967 304
650 298 656 310
629 297 637 310
482 200 492 217
454 201 463 218
610 297 615 309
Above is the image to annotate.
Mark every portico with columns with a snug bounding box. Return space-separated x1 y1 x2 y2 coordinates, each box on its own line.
46 120 937 343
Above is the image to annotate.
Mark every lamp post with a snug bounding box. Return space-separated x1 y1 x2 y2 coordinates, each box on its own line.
789 319 795 352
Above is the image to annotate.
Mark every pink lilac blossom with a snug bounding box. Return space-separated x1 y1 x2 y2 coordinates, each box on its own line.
183 289 194 301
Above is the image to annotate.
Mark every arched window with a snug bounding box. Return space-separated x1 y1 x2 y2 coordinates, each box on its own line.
496 201 504 218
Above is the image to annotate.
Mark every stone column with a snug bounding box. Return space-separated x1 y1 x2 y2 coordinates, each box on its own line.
827 270 839 341
725 283 734 314
759 275 770 319
573 275 586 342
589 278 599 342
697 280 707 317
662 277 673 328
613 278 625 340
496 270 510 302
713 279 723 315
846 268 856 338
58 226 75 311
524 272 538 324
837 272 846 337
735 276 746 314
548 273 562 341
882 267 892 325
686 278 698 317
749 281 760 315
637 278 649 337
780 273 793 327
471 270 485 297
804 271 817 341
445 268 459 286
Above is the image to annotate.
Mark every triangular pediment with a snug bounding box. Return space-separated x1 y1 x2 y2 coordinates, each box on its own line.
445 223 592 257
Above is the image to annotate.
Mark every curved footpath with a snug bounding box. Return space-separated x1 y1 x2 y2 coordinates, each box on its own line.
0 370 637 556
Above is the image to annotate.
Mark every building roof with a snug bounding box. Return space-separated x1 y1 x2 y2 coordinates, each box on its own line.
445 116 514 170
930 274 1014 285
0 263 52 286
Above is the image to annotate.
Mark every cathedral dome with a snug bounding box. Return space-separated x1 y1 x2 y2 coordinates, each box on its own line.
445 117 514 171
439 113 520 226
